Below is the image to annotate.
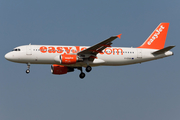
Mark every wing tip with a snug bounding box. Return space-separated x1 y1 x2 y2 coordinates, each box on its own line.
117 34 122 38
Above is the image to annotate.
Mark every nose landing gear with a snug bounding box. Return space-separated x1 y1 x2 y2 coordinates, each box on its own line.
26 69 30 74
26 63 30 74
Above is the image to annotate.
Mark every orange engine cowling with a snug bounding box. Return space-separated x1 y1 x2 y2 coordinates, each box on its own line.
51 65 74 75
60 54 78 64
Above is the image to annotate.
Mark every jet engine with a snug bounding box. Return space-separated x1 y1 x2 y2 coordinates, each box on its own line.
59 54 83 64
51 64 74 75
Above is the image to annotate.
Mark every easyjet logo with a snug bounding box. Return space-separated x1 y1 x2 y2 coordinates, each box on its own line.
39 46 123 55
65 57 74 59
147 25 165 45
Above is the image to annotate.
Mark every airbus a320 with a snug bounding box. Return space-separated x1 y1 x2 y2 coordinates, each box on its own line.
5 23 174 79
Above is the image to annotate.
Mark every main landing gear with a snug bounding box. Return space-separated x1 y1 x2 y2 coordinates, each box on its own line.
26 63 30 74
86 65 92 72
78 67 85 79
78 65 92 79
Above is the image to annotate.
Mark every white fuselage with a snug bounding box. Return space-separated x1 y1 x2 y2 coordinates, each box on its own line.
5 45 173 67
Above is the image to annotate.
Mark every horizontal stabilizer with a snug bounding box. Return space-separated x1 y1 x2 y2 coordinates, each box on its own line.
152 46 175 55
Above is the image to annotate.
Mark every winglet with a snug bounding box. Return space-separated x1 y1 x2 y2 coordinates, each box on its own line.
117 34 122 38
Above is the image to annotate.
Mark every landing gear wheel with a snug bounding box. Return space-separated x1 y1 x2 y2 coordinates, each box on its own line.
26 69 30 74
79 72 85 79
86 66 92 72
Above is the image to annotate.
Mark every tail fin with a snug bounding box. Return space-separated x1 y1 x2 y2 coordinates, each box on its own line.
138 23 169 50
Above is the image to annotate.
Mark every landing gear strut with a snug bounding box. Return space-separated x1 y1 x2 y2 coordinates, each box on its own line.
26 63 30 74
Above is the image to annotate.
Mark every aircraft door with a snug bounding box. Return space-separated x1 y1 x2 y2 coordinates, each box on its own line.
137 49 142 59
26 44 32 55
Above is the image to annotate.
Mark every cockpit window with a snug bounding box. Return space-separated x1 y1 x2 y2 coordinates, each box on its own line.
13 48 21 51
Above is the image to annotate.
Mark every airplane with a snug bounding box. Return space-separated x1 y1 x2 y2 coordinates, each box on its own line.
5 23 175 79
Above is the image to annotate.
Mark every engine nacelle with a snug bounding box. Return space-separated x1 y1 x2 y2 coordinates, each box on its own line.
60 54 77 64
51 64 74 75
59 54 83 64
54 54 83 65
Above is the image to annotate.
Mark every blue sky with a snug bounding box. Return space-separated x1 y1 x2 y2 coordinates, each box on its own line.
1 0 180 120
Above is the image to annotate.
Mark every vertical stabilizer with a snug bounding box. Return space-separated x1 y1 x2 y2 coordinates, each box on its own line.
138 23 169 49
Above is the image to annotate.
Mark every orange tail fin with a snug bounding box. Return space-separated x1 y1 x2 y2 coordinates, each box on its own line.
138 23 169 50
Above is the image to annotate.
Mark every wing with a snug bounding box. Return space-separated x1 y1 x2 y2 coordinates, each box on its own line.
77 34 121 58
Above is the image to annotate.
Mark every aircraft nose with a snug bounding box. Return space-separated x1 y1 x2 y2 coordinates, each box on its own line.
5 52 13 61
